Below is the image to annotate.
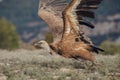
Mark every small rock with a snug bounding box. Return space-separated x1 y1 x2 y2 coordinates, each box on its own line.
66 77 71 80
0 73 7 80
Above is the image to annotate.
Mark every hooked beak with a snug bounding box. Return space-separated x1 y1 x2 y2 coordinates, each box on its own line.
33 43 42 49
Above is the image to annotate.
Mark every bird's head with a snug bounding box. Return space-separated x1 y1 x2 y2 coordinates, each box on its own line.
33 40 51 53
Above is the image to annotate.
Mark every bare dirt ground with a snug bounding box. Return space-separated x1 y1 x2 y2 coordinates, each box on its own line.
0 49 119 80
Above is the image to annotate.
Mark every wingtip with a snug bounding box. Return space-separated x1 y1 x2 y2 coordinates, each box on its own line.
79 20 95 29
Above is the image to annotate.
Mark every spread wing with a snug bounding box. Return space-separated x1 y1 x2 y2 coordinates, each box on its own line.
77 0 103 44
61 0 104 54
63 0 103 34
62 0 102 44
38 0 102 43
38 0 68 42
39 0 68 17
76 0 103 28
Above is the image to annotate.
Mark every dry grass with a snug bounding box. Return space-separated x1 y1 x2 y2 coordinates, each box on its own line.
0 49 119 80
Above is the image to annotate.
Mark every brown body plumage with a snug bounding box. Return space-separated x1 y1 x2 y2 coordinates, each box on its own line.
34 0 104 63
50 31 95 61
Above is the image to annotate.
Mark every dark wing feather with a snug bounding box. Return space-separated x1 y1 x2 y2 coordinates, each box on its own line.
76 10 95 18
63 0 103 51
79 20 95 28
76 0 102 28
80 0 102 5
90 45 104 54
77 5 99 10
75 0 104 52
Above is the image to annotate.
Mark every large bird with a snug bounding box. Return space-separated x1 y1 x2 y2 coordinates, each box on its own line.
34 0 104 64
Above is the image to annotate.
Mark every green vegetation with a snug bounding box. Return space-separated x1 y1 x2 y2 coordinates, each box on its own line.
45 32 53 43
0 18 20 50
100 41 120 55
0 49 119 80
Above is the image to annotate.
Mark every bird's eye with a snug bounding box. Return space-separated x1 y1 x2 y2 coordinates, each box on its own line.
37 42 42 44
43 7 46 9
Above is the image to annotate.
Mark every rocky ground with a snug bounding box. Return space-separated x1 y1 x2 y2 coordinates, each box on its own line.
0 49 119 80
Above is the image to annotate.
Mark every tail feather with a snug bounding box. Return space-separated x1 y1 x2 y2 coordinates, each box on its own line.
90 45 104 54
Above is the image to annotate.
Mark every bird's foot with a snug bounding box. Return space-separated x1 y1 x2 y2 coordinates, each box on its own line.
86 61 103 72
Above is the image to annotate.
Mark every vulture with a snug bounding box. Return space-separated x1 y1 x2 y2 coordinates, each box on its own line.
34 0 104 65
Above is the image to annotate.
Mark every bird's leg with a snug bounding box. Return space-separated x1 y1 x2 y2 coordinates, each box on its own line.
88 61 96 70
77 60 96 71
81 60 93 70
81 60 90 69
87 61 103 71
76 59 90 69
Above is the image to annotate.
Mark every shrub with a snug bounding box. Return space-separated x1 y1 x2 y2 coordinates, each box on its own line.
0 18 20 50
45 32 53 43
100 40 120 55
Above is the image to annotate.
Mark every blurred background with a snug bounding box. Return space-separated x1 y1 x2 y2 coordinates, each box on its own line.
0 0 120 54
0 0 120 80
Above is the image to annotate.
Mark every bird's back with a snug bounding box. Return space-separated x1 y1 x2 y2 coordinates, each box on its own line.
58 30 102 61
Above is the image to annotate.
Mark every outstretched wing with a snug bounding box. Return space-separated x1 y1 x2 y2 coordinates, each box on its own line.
76 0 103 28
38 0 68 42
63 0 102 34
38 0 68 17
62 0 102 44
76 0 103 44
62 0 104 54
38 0 102 42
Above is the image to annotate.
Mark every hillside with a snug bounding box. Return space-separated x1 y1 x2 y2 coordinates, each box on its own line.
0 0 120 44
